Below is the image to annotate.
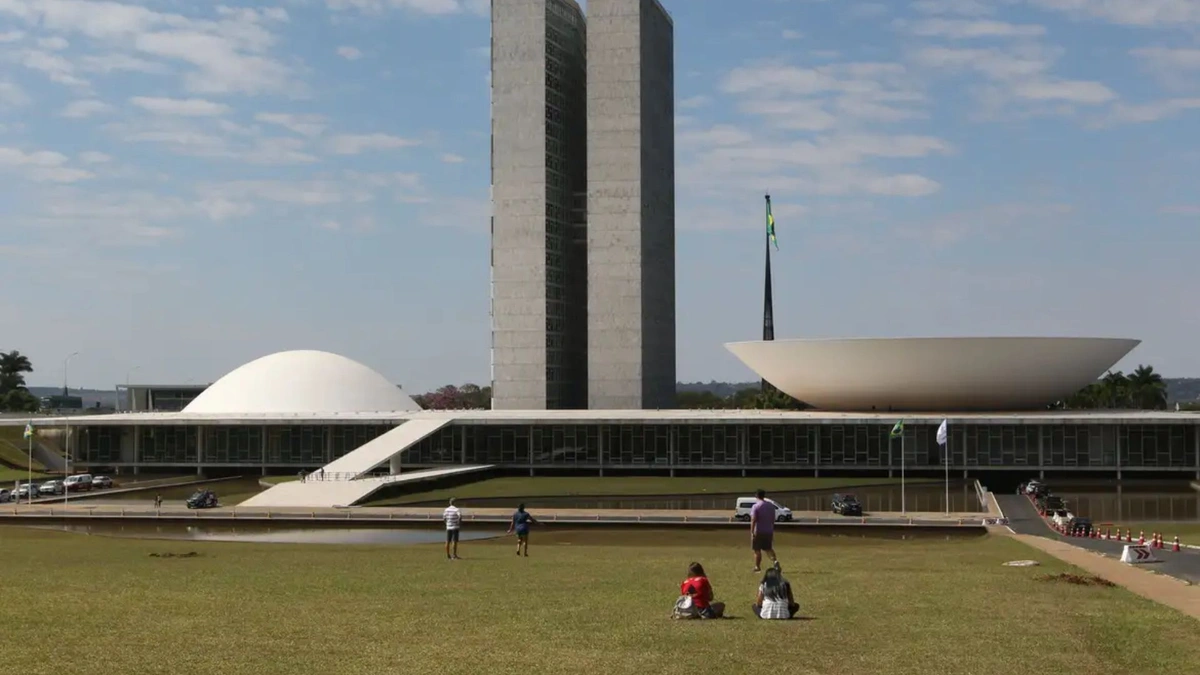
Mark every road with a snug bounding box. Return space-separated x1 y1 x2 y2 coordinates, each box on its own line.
995 493 1200 584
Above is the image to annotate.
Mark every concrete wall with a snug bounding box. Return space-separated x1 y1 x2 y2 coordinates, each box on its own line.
586 0 676 410
491 0 589 410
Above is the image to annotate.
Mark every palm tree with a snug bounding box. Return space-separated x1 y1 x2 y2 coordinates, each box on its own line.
0 350 34 395
1100 370 1131 408
1127 364 1168 410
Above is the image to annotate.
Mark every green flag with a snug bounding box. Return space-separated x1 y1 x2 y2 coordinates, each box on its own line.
766 196 779 250
890 420 904 438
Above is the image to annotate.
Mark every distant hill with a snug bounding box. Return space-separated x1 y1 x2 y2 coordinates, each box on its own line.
676 379 1200 404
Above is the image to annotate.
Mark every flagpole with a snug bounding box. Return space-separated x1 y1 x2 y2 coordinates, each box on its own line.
944 429 950 514
27 422 32 506
901 431 906 514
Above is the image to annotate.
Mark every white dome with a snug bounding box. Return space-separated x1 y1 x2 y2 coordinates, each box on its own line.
726 337 1139 411
183 350 421 414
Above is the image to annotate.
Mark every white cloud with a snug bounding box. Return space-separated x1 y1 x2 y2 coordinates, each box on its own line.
79 151 112 164
19 49 88 87
79 53 167 74
255 112 327 136
1012 79 1116 104
1025 0 1200 27
912 0 995 14
325 0 468 14
0 30 23 43
0 146 93 183
337 45 363 60
110 117 317 165
781 29 802 40
60 99 114 118
898 18 1047 39
1133 47 1200 70
0 81 30 107
678 95 711 109
131 96 231 116
326 133 419 154
440 152 465 163
1104 98 1200 124
37 36 69 50
0 0 301 96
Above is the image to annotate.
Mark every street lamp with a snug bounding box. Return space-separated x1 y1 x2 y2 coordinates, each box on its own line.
63 351 79 505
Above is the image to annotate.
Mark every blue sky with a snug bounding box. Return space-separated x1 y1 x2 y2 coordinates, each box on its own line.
3 0 1200 392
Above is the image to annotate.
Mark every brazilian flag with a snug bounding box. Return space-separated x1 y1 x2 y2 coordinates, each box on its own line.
766 196 779 250
890 420 904 438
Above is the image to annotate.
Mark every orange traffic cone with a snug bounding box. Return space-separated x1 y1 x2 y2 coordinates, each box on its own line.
1151 532 1158 548
1172 536 1181 552
1138 531 1145 545
1126 529 1133 542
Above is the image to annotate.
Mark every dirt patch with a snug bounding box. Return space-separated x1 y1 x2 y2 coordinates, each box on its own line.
1037 573 1116 587
149 552 204 559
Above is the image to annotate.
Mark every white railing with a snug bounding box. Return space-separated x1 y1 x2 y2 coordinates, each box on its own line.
294 471 394 483
973 479 989 510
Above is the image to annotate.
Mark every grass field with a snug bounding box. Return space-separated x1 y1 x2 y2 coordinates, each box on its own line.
1 528 1195 675
1106 522 1200 540
372 476 909 506
0 467 51 484
0 433 47 472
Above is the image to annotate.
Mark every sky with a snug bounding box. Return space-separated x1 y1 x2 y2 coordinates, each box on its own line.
3 0 1200 393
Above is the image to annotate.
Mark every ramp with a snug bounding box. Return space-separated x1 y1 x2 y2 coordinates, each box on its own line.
320 418 451 478
240 465 493 508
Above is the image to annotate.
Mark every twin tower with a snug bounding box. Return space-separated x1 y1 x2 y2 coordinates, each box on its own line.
490 0 676 410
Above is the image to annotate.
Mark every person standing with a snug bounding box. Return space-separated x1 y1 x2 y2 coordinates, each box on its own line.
750 489 778 572
507 503 538 556
442 498 462 560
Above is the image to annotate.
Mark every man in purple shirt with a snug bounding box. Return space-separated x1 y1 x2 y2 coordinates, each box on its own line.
750 489 778 572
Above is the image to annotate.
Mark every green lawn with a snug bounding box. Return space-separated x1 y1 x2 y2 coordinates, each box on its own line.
0 467 52 484
373 475 909 506
0 432 47 472
0 528 1196 674
1105 522 1200 541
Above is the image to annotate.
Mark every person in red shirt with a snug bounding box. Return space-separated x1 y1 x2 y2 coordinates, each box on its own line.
680 562 725 618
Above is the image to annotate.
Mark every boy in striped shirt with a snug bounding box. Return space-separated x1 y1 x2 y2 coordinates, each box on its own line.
443 498 462 560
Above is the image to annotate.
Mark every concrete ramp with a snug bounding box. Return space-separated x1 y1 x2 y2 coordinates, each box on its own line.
240 465 493 508
321 418 451 478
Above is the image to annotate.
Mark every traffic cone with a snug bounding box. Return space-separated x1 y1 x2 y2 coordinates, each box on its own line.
1105 528 1112 540
1126 529 1133 542
1138 531 1145 545
1172 536 1181 552
1150 532 1157 548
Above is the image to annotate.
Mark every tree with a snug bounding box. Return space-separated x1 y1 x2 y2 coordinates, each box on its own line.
0 350 37 412
0 350 33 393
414 383 492 410
1127 364 1168 410
1058 365 1165 411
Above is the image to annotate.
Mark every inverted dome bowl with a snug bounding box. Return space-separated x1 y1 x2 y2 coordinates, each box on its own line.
725 337 1139 412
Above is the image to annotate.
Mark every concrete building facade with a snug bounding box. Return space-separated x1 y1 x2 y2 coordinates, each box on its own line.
490 0 589 410
586 0 676 410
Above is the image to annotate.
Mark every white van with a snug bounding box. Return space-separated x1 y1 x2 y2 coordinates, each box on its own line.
63 474 93 492
734 497 793 522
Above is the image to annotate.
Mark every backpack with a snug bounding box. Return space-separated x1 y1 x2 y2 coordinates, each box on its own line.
671 594 699 620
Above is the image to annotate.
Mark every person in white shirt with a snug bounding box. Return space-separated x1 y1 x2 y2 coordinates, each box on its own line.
442 498 462 560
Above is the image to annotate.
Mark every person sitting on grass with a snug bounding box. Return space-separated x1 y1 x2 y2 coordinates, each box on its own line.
752 563 799 620
680 562 725 619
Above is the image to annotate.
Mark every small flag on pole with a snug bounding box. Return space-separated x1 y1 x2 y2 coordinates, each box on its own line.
936 419 948 446
766 195 779 251
23 422 34 439
890 420 904 438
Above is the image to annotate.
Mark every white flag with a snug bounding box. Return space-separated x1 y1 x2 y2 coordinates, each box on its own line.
936 419 948 446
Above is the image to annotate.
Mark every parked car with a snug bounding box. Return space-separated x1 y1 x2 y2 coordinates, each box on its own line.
186 490 219 509
1067 517 1093 536
16 483 40 499
0 488 10 503
831 493 863 516
38 480 64 496
733 497 793 522
63 474 93 492
1021 480 1043 495
91 476 113 489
